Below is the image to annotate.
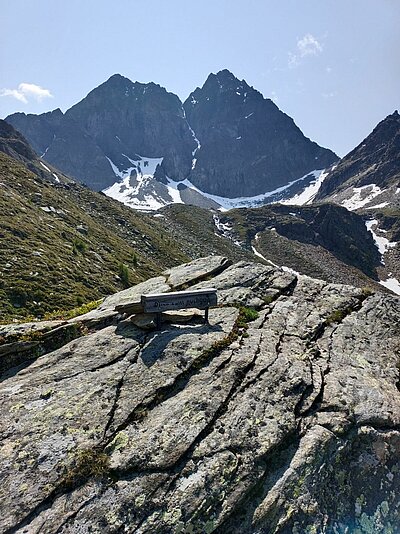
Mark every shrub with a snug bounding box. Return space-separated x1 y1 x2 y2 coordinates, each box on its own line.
72 238 87 255
63 447 110 488
118 263 130 288
239 306 259 323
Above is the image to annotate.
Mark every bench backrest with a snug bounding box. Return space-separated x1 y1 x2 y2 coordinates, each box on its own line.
141 288 217 313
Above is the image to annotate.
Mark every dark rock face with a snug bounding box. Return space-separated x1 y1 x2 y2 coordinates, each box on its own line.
6 71 337 199
0 119 37 163
316 111 400 202
1 256 399 533
6 109 114 190
220 203 381 280
6 75 196 191
66 74 196 183
184 70 338 197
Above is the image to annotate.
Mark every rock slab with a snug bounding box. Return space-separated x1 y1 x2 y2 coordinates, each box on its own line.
0 257 399 533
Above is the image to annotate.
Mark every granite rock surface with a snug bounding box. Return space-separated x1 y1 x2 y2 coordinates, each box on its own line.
1 257 399 533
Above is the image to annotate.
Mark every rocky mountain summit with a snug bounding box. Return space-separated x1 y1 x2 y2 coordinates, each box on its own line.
183 69 337 198
1 256 399 533
312 112 400 294
6 71 337 209
315 111 400 210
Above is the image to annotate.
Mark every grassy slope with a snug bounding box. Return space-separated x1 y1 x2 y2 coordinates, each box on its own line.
0 152 190 320
0 154 257 322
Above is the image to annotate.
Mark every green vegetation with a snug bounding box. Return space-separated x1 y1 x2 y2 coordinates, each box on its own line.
118 263 130 288
0 152 190 322
72 237 87 254
199 306 259 364
238 306 259 323
326 308 348 324
43 299 103 321
63 447 110 488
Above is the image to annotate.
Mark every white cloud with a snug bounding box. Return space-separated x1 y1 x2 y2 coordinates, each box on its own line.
288 52 299 68
0 83 53 104
288 34 323 68
297 34 323 57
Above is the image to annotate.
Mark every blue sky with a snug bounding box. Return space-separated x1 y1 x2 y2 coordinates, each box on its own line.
1 0 399 156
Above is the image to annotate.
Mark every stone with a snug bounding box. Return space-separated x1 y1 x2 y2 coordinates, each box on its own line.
130 313 157 330
162 308 202 323
0 259 399 533
163 255 231 289
99 276 170 312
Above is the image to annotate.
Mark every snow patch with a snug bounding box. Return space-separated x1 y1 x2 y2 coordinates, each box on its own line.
342 184 385 211
366 202 389 209
380 277 400 296
280 169 327 206
213 215 242 247
104 155 171 211
187 124 201 170
282 265 300 276
167 170 325 211
164 177 184 204
39 161 51 173
365 219 397 264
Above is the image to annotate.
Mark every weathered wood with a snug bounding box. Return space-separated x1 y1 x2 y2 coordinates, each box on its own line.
141 288 217 314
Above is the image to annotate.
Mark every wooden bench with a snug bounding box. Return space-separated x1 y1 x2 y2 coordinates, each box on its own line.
141 288 217 328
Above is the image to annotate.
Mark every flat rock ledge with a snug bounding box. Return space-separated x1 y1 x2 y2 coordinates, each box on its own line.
0 256 399 533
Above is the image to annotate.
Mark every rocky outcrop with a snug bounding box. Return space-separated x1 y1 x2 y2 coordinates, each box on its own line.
184 70 337 197
1 256 399 533
0 119 37 163
315 111 400 209
217 203 382 283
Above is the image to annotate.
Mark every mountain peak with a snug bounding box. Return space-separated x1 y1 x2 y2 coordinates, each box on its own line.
105 73 133 84
202 69 249 93
215 68 238 81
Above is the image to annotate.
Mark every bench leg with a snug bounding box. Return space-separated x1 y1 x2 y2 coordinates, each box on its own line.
204 307 209 325
156 312 162 330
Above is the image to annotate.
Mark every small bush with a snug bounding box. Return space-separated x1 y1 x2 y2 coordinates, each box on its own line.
63 447 110 488
326 309 347 324
118 263 130 288
361 287 374 297
72 238 87 255
239 306 259 323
